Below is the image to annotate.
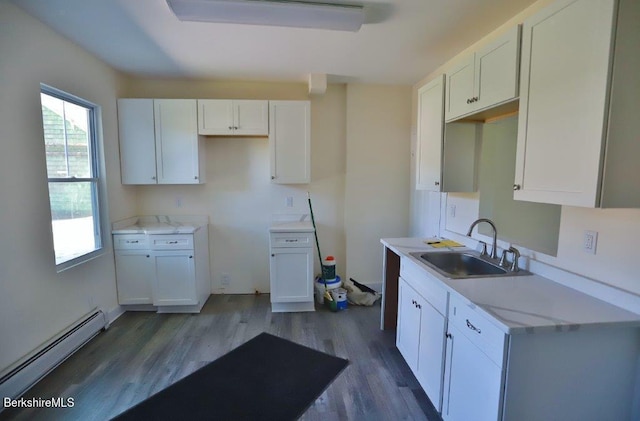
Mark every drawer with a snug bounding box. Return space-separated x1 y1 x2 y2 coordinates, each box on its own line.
400 257 448 315
113 234 148 250
270 232 313 248
449 294 506 366
149 235 194 250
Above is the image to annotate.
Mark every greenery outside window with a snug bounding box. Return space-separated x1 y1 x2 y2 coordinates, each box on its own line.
40 85 103 269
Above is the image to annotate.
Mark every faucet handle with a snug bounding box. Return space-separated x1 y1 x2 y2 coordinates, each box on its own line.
508 246 521 272
499 250 508 267
478 241 488 256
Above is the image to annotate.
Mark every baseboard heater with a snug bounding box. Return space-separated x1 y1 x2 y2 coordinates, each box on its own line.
0 309 108 404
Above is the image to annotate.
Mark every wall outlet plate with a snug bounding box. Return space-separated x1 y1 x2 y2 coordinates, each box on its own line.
583 230 598 254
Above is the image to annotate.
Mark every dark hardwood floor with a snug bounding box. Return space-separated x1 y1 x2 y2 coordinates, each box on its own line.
1 295 441 421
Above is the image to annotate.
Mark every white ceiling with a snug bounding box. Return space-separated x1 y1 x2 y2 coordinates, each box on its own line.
12 0 537 85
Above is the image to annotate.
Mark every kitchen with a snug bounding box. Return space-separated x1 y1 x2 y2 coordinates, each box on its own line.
1 0 639 420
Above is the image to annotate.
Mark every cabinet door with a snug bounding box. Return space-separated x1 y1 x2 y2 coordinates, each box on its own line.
117 99 158 185
154 99 202 184
442 324 503 421
416 295 447 413
114 250 154 305
234 100 269 135
445 54 475 121
514 0 615 207
396 278 421 372
198 99 234 135
269 101 311 184
416 75 445 191
475 25 521 110
269 248 313 303
152 250 197 306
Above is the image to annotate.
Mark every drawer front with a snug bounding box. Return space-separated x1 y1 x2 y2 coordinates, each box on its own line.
149 235 194 250
449 294 506 366
400 257 448 315
113 234 148 250
270 232 313 248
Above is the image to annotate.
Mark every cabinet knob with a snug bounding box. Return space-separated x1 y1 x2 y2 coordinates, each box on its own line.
513 184 521 191
189 256 193 259
228 126 233 130
146 255 150 258
234 126 239 130
434 181 440 186
466 99 471 104
271 176 276 180
446 333 452 339
271 253 275 257
194 176 198 180
152 176 156 180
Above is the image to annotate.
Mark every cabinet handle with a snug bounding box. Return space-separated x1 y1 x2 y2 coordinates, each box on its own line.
194 176 198 180
466 319 481 334
271 253 275 257
271 176 276 180
228 126 233 130
126 240 139 244
416 304 421 309
434 181 440 186
446 332 452 339
151 176 156 180
466 99 471 104
168 241 178 244
513 184 521 191
234 126 239 130
189 256 193 259
146 255 150 258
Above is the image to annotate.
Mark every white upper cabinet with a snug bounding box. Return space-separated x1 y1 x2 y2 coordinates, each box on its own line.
154 99 204 184
118 99 204 185
514 0 639 208
118 99 157 185
198 99 269 136
269 101 311 184
446 25 521 122
416 76 445 191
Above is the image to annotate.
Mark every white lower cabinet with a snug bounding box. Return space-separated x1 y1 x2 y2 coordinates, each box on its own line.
269 230 314 312
397 259 448 412
113 228 210 313
114 250 154 305
152 250 196 306
397 277 447 410
442 295 505 421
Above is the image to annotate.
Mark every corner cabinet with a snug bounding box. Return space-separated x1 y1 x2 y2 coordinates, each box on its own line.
269 101 311 184
197 99 269 136
445 25 521 122
514 0 640 208
117 99 205 185
416 76 480 193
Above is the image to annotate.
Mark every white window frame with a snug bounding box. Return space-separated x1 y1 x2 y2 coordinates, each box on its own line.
41 84 106 271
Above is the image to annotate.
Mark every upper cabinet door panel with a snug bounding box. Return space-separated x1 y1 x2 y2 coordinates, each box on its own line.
154 99 201 184
514 0 615 207
198 99 234 135
269 101 311 184
117 99 158 185
416 75 445 191
445 55 476 121
234 100 269 135
475 25 521 110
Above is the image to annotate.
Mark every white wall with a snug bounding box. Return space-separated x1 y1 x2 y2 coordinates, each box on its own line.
0 2 131 373
410 0 640 296
123 79 348 293
345 84 411 286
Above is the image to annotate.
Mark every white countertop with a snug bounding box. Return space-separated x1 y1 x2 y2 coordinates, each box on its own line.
382 237 640 335
269 214 314 233
112 215 207 235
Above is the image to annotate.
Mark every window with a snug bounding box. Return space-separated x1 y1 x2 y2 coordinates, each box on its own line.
40 86 103 269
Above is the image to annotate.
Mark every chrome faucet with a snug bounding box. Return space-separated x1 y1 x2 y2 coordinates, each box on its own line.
466 218 498 259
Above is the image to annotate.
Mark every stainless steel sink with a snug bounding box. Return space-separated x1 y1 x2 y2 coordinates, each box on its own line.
409 251 531 279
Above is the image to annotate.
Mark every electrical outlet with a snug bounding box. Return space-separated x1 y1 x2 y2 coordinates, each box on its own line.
221 274 230 286
286 196 294 207
583 230 598 254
